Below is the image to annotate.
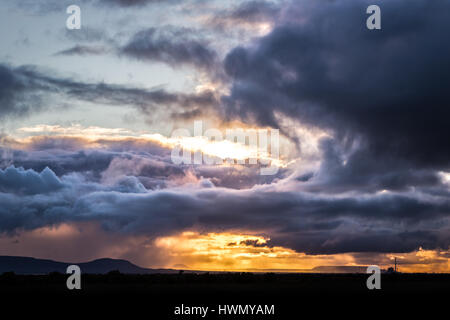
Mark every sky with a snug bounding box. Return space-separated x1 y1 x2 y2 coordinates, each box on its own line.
0 0 449 273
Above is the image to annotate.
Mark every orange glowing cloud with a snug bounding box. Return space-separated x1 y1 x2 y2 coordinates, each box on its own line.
155 231 360 272
1 226 449 272
154 232 450 273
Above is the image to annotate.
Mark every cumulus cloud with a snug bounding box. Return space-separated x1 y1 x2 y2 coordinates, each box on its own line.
0 166 449 254
0 134 448 258
0 137 449 255
0 166 64 195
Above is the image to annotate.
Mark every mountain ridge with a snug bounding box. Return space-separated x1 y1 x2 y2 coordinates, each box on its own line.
0 256 374 274
0 255 179 275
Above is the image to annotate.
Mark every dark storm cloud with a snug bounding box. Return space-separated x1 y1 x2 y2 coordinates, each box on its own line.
298 138 444 193
1 138 449 253
0 167 448 253
0 134 449 254
0 64 218 119
222 0 450 170
121 27 218 70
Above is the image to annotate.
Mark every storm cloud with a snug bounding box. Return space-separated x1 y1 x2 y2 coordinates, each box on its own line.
223 0 450 169
0 135 449 255
0 160 448 254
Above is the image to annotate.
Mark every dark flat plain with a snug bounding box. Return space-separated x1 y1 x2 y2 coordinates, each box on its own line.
1 273 448 318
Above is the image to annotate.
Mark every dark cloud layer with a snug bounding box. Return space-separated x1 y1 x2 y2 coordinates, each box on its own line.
223 0 450 170
0 162 448 254
299 137 444 194
0 138 448 255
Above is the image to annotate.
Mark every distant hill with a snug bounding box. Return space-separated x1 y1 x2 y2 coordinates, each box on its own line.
0 256 376 275
0 256 179 275
311 266 368 273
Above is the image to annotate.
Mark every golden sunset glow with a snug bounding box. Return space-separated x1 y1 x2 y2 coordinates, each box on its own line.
153 231 450 273
155 231 336 271
1 224 449 273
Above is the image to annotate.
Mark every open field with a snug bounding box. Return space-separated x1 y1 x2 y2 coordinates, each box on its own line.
1 272 448 318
